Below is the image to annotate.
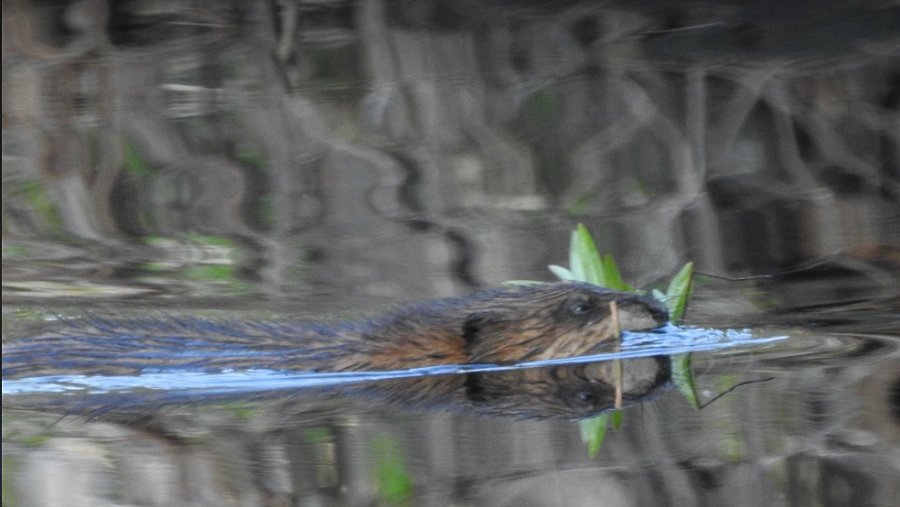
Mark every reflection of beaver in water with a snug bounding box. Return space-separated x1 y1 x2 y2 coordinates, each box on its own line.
2 282 668 378
4 283 672 418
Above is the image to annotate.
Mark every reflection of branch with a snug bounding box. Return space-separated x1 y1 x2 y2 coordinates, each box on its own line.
698 377 776 410
756 75 898 196
709 69 780 171
622 75 696 193
800 96 899 197
760 81 818 187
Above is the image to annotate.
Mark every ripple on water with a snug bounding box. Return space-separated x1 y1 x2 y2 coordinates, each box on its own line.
699 328 900 368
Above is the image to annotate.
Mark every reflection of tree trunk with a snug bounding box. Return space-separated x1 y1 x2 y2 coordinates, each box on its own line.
235 4 331 296
333 417 378 507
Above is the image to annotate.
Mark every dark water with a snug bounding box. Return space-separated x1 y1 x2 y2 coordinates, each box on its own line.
3 1 900 506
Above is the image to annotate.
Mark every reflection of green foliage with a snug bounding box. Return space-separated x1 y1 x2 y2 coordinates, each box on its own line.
726 434 746 461
185 234 234 248
219 401 255 420
139 235 249 295
716 377 747 458
578 413 608 458
372 436 413 507
2 455 17 507
236 148 267 171
122 139 156 229
2 244 30 258
304 427 333 444
551 224 696 456
20 433 51 447
523 89 559 126
310 45 361 87
184 266 251 296
184 264 234 281
122 141 153 178
3 309 45 327
236 149 276 228
671 354 699 409
143 235 168 247
630 177 650 197
567 193 593 216
18 181 61 229
3 422 53 448
256 196 274 228
610 409 623 430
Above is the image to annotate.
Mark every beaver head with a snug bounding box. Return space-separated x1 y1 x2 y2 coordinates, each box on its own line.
462 282 668 364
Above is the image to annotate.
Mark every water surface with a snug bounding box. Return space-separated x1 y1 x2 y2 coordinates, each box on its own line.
3 1 899 506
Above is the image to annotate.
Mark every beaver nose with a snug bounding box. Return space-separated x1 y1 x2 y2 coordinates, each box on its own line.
643 296 670 325
617 293 669 330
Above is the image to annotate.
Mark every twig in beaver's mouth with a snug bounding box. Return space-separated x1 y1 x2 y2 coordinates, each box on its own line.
610 301 622 410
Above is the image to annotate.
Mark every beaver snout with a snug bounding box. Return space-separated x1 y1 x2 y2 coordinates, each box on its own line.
539 283 668 331
612 294 669 331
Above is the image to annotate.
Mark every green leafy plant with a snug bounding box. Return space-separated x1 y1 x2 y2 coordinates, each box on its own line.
661 263 700 410
551 224 696 456
372 436 413 506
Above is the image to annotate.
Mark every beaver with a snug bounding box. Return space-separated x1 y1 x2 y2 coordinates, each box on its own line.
2 282 668 379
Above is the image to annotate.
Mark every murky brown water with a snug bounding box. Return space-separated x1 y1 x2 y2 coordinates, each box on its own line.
3 1 899 506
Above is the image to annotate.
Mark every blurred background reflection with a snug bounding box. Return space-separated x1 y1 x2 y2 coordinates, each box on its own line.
2 1 899 506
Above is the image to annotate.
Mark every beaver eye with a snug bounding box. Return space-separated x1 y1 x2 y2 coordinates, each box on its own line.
569 298 593 315
575 390 596 405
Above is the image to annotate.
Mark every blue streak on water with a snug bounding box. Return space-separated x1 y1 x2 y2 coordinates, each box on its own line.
2 325 787 397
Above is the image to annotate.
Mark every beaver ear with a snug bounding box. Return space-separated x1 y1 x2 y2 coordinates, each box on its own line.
462 311 503 346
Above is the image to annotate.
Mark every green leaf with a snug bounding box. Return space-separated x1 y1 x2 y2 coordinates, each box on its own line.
579 413 610 458
569 224 606 286
548 265 576 281
671 353 701 409
601 253 634 292
664 262 694 323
